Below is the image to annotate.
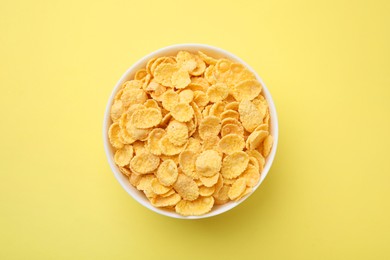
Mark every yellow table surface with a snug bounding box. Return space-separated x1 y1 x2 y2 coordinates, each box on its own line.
1 0 389 259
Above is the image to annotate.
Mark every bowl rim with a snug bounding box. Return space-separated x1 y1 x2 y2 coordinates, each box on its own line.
103 43 279 219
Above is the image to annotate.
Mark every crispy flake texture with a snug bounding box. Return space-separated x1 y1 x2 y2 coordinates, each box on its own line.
108 50 274 216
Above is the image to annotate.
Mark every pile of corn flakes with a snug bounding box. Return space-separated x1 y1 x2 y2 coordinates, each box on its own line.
108 50 273 216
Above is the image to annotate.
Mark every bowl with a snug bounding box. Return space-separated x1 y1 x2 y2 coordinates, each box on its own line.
103 43 278 219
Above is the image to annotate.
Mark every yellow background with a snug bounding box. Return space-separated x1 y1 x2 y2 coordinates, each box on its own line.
1 0 389 259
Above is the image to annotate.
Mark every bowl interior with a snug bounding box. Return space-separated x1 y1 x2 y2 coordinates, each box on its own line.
103 44 278 219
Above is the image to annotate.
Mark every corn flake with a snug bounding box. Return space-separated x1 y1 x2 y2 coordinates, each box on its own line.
159 135 187 156
195 150 222 177
228 178 246 200
221 151 249 179
199 116 221 139
199 185 215 197
200 173 220 187
170 103 194 122
172 68 191 89
156 159 178 186
262 135 273 157
109 122 124 149
213 185 230 205
179 150 198 179
167 120 188 146
246 130 269 150
151 193 181 207
114 144 134 167
239 99 264 132
151 177 171 195
154 63 177 87
207 83 229 103
218 134 245 154
221 123 244 137
179 89 194 104
173 174 199 201
220 110 239 121
231 79 262 101
130 152 160 174
241 164 260 187
131 108 162 129
175 196 214 216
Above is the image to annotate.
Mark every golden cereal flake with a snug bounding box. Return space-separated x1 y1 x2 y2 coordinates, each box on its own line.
172 68 191 89
218 134 245 155
156 159 178 186
200 173 220 187
154 63 178 87
131 108 162 129
195 150 222 177
197 51 217 65
238 99 264 132
175 196 214 216
190 55 206 76
108 122 124 149
150 56 176 76
119 166 131 177
143 99 160 110
122 80 142 90
185 137 202 154
146 57 158 75
173 174 199 201
151 177 171 195
132 140 147 155
241 164 260 187
136 174 155 193
254 123 269 132
170 103 194 122
129 172 142 187
246 150 265 171
224 101 239 111
246 130 269 150
166 120 188 146
204 65 217 85
199 185 215 197
193 91 209 107
179 89 194 104
162 89 180 111
198 116 221 139
114 144 134 167
176 51 197 72
207 83 229 103
209 101 226 118
110 100 123 122
151 193 181 208
201 135 220 151
221 123 244 137
159 135 187 156
126 121 151 141
120 88 148 108
134 68 148 81
234 187 252 201
221 151 249 179
262 135 274 157
231 79 262 101
179 150 198 179
146 128 166 156
213 185 230 205
130 152 160 174
220 109 240 121
228 178 247 200
221 117 241 127
216 59 232 74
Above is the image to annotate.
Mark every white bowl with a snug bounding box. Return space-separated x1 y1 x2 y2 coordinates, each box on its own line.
103 43 279 219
